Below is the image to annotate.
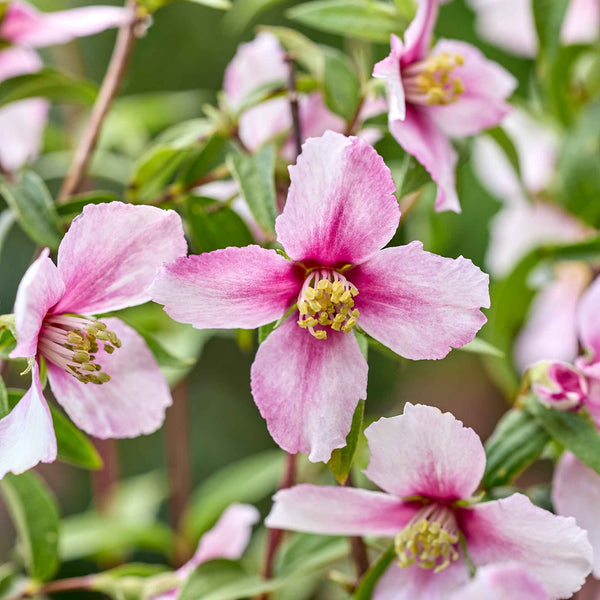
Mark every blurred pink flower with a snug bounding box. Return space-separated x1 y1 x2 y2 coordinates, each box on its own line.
467 0 600 58
266 403 592 599
374 0 516 212
153 504 259 600
151 131 489 462
0 202 187 479
0 1 128 172
528 360 589 411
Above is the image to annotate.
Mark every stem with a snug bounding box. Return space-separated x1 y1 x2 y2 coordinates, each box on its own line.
91 438 119 514
257 452 296 600
344 96 365 137
165 379 192 567
284 53 302 160
5 575 94 600
344 473 370 578
58 0 141 201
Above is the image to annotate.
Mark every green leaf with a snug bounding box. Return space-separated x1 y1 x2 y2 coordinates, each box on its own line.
275 533 349 577
234 79 286 116
525 395 600 476
92 564 176 600
288 0 408 43
533 0 570 60
187 0 231 8
0 209 15 262
228 144 277 236
322 47 361 121
328 400 365 484
486 126 522 183
353 545 395 599
225 0 289 34
258 321 277 344
55 191 120 220
0 68 97 107
459 337 505 358
0 328 16 359
0 376 8 419
179 135 230 187
185 195 254 254
0 472 60 581
184 450 284 539
0 171 62 250
482 408 550 489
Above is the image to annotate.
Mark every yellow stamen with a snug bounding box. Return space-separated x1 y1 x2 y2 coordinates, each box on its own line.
404 52 465 106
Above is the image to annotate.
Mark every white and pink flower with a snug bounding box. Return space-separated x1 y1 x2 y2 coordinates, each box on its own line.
266 403 592 599
0 202 187 479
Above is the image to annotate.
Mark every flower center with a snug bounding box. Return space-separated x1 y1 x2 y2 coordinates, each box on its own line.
38 315 121 385
296 270 359 340
403 52 465 106
395 504 460 573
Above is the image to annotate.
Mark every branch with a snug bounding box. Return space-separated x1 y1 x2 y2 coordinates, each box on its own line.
58 0 142 201
344 473 370 578
5 576 93 600
284 53 302 160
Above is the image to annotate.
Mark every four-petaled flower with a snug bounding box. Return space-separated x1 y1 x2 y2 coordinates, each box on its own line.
151 130 490 462
0 202 187 480
266 403 592 599
374 0 516 212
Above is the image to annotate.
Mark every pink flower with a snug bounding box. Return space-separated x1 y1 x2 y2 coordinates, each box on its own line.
152 504 259 600
151 131 489 462
0 1 128 172
0 202 187 479
467 0 600 58
373 0 516 212
266 403 592 599
528 360 589 411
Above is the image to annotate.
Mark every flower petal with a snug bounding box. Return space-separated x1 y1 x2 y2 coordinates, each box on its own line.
577 276 600 359
250 316 368 463
450 564 549 600
10 249 65 359
561 0 600 46
275 131 399 266
373 34 406 122
352 243 489 360
52 202 187 316
0 46 42 81
553 452 600 578
460 493 592 599
389 107 459 212
150 246 299 330
426 40 516 138
402 0 440 65
46 318 171 438
364 404 486 501
0 98 49 172
238 98 291 152
374 560 469 600
0 364 56 479
266 484 414 536
515 264 590 371
0 1 128 48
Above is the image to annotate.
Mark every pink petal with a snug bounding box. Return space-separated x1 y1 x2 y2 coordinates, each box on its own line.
250 316 368 463
577 276 600 359
275 131 399 266
238 98 291 152
389 106 459 212
265 484 414 536
0 46 42 81
466 0 538 58
52 202 187 316
46 318 171 438
10 249 65 359
402 0 440 65
150 246 300 330
364 404 486 501
451 564 549 600
223 32 287 109
374 560 469 600
373 34 406 122
0 363 56 479
298 93 346 139
553 452 600 578
425 40 516 138
0 1 128 48
0 98 49 172
562 0 600 45
515 264 590 371
460 493 592 599
352 243 489 360
486 201 590 277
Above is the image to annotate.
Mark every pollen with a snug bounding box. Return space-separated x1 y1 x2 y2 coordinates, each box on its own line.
38 314 121 385
403 52 465 106
297 270 359 340
394 504 460 573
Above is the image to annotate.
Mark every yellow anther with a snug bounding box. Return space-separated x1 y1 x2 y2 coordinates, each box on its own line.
313 330 327 340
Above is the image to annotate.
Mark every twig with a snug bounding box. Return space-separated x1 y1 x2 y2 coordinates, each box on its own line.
344 96 365 137
257 452 296 600
4 575 94 600
284 53 302 160
344 473 370 578
58 0 142 201
165 379 192 567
